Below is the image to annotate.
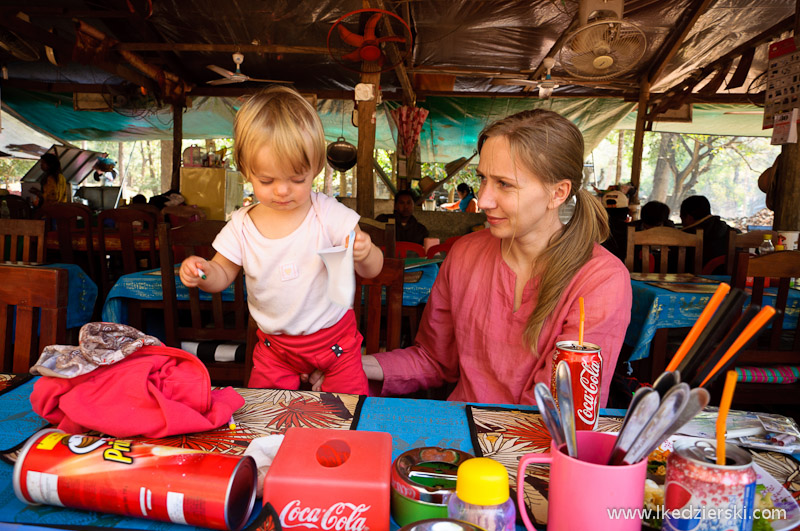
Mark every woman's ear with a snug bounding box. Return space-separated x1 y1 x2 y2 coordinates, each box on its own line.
549 179 572 210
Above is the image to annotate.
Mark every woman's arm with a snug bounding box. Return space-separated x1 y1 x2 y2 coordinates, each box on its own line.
465 198 478 213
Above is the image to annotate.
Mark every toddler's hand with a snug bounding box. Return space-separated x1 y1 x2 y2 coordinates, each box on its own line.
351 230 373 263
179 256 208 287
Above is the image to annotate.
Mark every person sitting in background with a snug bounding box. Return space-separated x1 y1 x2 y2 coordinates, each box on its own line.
680 195 738 272
376 190 429 246
635 201 675 231
441 183 479 213
32 153 69 206
600 190 630 262
130 194 147 205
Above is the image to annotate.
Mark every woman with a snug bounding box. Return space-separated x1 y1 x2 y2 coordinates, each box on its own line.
306 109 632 407
456 183 478 213
35 153 69 205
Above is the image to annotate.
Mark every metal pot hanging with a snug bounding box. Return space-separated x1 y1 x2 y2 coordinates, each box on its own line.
326 137 358 172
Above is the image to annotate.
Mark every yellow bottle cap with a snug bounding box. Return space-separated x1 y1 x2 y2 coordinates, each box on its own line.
764 234 773 240
455 457 509 506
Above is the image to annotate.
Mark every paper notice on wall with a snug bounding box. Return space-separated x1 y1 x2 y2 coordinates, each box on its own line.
771 108 798 144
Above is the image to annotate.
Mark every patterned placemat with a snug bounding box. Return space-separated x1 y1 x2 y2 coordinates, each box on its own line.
467 405 623 528
131 388 365 455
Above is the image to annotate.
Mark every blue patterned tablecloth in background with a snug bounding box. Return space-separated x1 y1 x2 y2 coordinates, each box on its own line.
624 276 800 362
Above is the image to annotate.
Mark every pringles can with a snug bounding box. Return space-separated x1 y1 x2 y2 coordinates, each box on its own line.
551 341 602 430
13 429 257 531
664 438 756 531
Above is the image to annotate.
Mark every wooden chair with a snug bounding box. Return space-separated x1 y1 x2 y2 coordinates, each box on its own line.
0 264 68 373
625 226 703 274
722 250 800 407
0 219 45 263
359 218 396 258
124 202 164 221
426 236 461 259
395 241 426 259
3 195 33 219
354 257 404 353
725 230 780 277
37 203 96 278
96 208 158 300
157 221 253 386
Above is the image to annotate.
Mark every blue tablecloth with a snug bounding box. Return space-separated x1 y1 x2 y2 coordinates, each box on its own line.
102 263 439 324
624 276 800 362
51 263 97 329
0 375 616 531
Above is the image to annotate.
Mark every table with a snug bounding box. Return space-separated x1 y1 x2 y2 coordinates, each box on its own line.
102 262 439 325
0 374 798 531
46 231 157 252
2 262 97 329
624 275 800 362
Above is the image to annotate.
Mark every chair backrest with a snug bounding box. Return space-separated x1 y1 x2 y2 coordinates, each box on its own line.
97 208 159 299
359 218 396 258
727 230 780 277
157 221 251 386
354 257 404 353
426 235 461 259
4 195 33 219
732 250 800 361
0 264 68 373
0 219 45 263
625 226 703 274
37 202 96 278
395 241 426 259
124 203 164 221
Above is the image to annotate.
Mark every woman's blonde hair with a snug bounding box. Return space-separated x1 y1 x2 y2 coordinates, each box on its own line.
478 109 610 355
234 86 326 180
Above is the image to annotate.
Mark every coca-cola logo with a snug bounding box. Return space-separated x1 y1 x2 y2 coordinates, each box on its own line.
279 500 371 530
577 359 600 425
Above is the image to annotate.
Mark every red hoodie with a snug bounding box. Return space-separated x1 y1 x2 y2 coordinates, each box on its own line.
31 345 244 438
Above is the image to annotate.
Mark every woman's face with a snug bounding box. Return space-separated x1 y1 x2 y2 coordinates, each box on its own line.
457 189 467 199
476 135 569 241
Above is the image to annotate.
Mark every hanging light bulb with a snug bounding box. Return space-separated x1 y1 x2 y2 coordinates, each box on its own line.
539 57 558 99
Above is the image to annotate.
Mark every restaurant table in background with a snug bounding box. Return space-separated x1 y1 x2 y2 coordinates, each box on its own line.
102 261 439 325
1 373 799 531
45 231 158 252
624 274 800 362
2 262 97 329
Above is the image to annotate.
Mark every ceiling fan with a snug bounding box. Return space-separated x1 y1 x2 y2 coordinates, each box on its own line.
206 53 291 85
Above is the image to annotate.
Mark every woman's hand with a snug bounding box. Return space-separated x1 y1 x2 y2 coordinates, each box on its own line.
300 355 384 392
179 255 209 288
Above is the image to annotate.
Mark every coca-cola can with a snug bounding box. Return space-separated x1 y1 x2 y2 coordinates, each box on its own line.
550 340 602 430
13 429 257 531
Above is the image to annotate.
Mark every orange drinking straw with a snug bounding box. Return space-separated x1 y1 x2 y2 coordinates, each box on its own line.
716 370 738 465
666 282 731 372
699 306 776 387
578 297 585 346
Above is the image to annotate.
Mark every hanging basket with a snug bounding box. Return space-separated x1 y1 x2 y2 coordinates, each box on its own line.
326 137 357 172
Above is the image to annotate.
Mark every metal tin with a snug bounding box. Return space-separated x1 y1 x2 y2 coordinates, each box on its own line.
391 447 473 526
13 429 257 531
664 438 756 531
551 340 602 430
399 518 486 531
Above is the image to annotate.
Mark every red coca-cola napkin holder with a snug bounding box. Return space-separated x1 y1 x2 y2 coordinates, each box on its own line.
263 427 392 531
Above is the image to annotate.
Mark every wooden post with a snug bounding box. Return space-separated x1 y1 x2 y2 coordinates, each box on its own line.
324 162 333 196
615 130 624 185
630 79 650 205
117 142 124 185
160 140 173 193
171 101 184 191
355 62 381 218
773 144 800 230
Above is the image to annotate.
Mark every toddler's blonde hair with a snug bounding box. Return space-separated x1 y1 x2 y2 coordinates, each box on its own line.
234 86 325 180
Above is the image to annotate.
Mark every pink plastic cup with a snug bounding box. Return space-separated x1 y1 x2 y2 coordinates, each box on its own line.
517 431 647 531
